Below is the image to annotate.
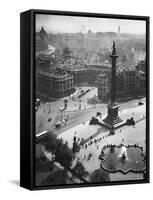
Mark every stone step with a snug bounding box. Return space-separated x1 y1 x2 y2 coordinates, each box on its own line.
103 116 122 126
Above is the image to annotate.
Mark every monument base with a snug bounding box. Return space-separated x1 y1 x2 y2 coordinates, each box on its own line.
103 102 122 128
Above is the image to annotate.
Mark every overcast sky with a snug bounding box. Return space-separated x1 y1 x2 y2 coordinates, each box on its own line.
36 14 146 35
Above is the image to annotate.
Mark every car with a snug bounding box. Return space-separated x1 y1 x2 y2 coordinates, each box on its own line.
48 118 52 122
55 124 61 129
138 102 144 106
54 122 62 129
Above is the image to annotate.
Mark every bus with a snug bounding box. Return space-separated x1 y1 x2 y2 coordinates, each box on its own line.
36 130 48 144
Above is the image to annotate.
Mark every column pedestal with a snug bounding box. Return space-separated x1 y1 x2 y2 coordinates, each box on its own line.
103 102 122 128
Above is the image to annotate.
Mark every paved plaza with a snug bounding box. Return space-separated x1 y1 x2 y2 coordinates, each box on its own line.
57 99 146 181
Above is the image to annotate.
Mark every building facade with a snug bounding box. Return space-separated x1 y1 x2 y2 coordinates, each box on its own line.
97 73 110 101
123 70 137 96
97 67 146 101
136 70 146 96
136 60 146 74
37 67 74 99
65 64 111 86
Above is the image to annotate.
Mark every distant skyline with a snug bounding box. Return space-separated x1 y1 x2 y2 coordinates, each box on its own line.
36 14 146 35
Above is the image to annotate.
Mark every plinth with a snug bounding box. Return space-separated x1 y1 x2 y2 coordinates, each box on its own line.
103 102 122 128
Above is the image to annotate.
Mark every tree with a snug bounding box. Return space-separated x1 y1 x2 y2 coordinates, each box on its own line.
55 139 73 168
43 131 73 168
41 169 68 186
90 168 110 183
44 131 57 154
72 161 88 178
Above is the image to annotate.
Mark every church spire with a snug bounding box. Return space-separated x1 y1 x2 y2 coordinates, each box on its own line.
39 26 48 40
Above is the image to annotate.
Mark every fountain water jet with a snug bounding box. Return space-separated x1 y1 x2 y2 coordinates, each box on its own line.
118 146 128 161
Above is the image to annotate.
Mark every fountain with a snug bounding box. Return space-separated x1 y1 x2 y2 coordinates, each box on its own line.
100 144 146 174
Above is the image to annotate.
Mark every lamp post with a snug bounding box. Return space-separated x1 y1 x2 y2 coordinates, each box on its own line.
59 108 63 122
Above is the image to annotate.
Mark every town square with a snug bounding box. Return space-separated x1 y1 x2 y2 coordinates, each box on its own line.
35 15 147 186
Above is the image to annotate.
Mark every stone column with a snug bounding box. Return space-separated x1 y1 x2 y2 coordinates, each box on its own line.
109 41 118 103
103 42 122 128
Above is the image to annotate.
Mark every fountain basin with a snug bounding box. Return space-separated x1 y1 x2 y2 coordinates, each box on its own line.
100 144 146 174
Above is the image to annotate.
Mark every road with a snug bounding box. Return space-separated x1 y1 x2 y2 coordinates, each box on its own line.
36 86 146 136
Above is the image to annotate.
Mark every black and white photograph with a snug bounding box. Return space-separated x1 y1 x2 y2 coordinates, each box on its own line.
35 12 149 187
0 0 153 197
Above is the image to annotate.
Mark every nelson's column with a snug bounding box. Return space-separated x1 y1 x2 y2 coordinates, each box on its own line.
103 42 122 128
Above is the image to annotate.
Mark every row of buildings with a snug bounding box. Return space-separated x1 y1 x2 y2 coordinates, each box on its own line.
36 26 146 101
36 63 111 99
64 64 111 86
97 68 146 101
36 59 146 101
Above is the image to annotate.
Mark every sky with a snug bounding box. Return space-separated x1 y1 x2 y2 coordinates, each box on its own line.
36 14 146 35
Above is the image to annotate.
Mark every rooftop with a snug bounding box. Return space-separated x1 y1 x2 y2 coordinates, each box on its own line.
38 67 73 79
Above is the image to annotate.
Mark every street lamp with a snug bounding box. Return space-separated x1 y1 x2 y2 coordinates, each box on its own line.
59 108 63 121
59 106 65 122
